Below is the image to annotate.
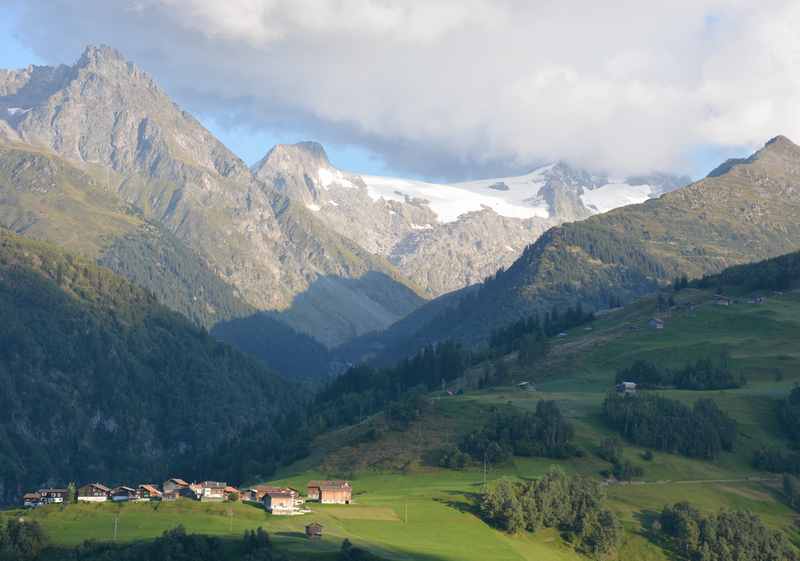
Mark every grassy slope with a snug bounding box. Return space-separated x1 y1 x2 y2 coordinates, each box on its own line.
5 287 800 560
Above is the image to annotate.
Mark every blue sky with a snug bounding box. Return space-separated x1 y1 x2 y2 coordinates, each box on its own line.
1 2 767 182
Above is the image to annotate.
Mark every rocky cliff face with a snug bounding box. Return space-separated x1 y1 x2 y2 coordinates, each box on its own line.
253 143 688 297
0 46 423 349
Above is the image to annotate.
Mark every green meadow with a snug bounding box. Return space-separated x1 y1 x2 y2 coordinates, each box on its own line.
5 289 800 560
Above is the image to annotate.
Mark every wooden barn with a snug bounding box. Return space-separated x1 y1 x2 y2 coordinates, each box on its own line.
307 480 352 504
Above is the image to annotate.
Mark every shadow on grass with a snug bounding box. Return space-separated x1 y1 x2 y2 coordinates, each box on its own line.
433 490 482 516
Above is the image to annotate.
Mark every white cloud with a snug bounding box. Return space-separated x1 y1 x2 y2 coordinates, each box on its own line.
10 0 800 178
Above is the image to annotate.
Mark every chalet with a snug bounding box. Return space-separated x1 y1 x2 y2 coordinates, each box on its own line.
39 488 68 504
305 522 323 539
111 486 138 502
162 478 190 495
616 381 637 395
23 493 42 508
78 483 111 502
264 491 298 515
138 484 162 501
199 481 227 502
307 480 352 504
648 318 664 330
224 486 240 500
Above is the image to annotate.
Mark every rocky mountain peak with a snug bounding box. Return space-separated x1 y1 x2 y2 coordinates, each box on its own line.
254 141 332 176
546 161 606 189
709 135 800 178
77 45 128 69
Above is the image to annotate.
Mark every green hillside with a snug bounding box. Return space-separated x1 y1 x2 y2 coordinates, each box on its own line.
5 255 800 560
367 135 800 356
0 228 301 504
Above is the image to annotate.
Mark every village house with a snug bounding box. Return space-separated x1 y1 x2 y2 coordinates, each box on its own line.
305 522 323 539
648 318 664 330
111 486 138 502
198 481 227 502
715 296 732 306
224 486 240 500
264 490 298 515
162 478 190 495
23 493 41 508
307 480 352 504
138 484 162 501
517 381 536 392
616 381 637 395
39 488 68 504
78 483 111 502
240 488 259 502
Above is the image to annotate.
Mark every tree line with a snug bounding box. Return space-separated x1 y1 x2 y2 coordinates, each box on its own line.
312 304 594 434
615 355 744 391
457 401 576 465
603 393 737 459
479 468 622 559
752 386 800 475
657 502 797 561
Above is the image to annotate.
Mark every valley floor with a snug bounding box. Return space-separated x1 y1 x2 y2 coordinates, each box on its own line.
5 289 800 560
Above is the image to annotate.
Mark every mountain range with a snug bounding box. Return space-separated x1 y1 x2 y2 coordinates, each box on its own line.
349 134 800 363
254 141 687 298
0 45 689 373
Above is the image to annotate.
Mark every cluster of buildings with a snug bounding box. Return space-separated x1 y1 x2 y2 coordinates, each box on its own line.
22 478 352 516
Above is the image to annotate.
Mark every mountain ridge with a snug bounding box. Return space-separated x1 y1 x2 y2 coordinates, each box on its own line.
0 45 425 351
347 135 800 360
253 141 689 297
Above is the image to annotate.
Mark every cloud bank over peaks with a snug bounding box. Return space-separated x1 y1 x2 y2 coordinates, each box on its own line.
10 0 800 180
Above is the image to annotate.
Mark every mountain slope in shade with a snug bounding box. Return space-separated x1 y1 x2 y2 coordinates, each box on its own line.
0 228 299 503
350 135 800 357
0 46 423 349
254 142 687 297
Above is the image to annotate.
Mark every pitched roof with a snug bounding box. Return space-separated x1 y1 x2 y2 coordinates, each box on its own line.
267 491 296 499
83 483 111 493
112 486 137 494
307 480 350 489
23 493 41 500
167 478 189 486
139 484 161 495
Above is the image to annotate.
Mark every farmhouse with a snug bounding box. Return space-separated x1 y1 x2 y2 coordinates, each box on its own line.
163 478 190 495
240 488 259 502
78 483 111 502
305 522 323 539
264 491 298 515
307 480 352 504
39 488 68 504
616 381 637 395
111 486 138 502
23 493 41 507
199 481 227 502
224 486 240 500
138 484 162 500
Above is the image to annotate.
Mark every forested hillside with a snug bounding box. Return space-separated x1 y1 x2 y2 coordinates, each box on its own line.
0 229 301 504
363 135 800 355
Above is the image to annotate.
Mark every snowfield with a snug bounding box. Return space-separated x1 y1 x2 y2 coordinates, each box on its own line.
357 164 661 224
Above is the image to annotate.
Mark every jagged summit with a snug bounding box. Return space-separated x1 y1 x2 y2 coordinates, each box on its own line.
77 44 128 68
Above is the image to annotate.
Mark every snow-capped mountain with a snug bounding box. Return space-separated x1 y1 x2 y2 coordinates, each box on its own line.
254 142 689 297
